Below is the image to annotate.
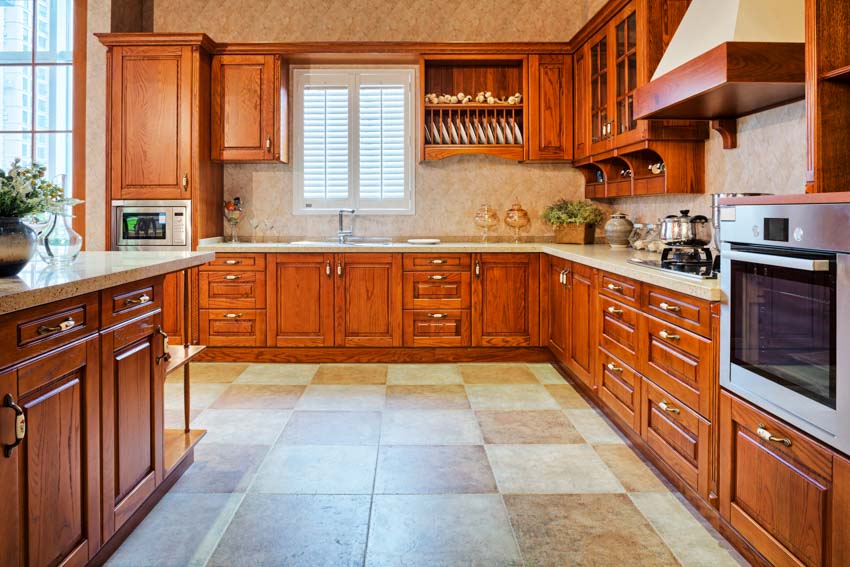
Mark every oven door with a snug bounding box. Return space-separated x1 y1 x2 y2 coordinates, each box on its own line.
116 207 173 247
721 245 850 452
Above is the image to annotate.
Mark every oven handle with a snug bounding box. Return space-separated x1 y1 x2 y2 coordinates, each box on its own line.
725 250 831 272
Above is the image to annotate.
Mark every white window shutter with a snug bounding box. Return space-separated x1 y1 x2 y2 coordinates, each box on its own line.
359 85 407 202
302 86 350 202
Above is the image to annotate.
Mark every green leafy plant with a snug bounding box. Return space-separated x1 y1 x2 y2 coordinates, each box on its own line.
542 199 604 227
0 159 82 218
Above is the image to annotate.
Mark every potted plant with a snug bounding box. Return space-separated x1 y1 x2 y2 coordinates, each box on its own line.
542 199 605 244
0 159 82 276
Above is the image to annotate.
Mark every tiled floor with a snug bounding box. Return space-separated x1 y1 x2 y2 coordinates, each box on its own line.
109 362 745 567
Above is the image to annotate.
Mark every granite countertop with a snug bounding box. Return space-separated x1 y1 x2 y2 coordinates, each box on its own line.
0 251 216 315
198 240 722 301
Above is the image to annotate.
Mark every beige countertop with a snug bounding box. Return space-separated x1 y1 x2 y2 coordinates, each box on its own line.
0 251 216 316
198 240 722 301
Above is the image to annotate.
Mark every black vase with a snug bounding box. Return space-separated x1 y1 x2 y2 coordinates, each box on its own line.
0 217 37 277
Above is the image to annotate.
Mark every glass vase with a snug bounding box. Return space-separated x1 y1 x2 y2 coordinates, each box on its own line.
37 212 83 266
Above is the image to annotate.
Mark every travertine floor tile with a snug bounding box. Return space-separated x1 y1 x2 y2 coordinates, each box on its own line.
168 362 249 384
594 444 668 492
504 493 679 566
252 444 378 495
375 445 497 494
465 384 560 410
312 364 388 385
475 410 583 444
387 364 464 385
545 383 591 409
296 385 386 411
486 444 624 494
234 363 319 385
210 384 305 410
565 408 627 444
381 410 483 445
164 407 201 429
172 443 268 494
385 385 470 410
460 363 539 384
527 363 568 384
190 409 291 445
279 411 382 445
367 494 521 566
164 383 229 411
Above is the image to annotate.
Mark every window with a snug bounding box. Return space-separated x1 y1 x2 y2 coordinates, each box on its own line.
293 67 416 214
0 0 74 199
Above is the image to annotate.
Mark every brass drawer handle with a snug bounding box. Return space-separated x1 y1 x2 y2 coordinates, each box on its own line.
223 275 241 280
659 302 681 312
37 317 76 335
223 313 243 319
757 424 792 447
224 259 240 265
607 283 623 292
606 362 623 373
155 325 171 365
125 294 151 306
182 173 189 191
658 400 680 415
326 261 332 277
429 259 446 265
266 136 272 152
428 275 447 280
607 306 623 315
2 394 25 458
659 330 680 341
475 261 480 277
427 313 448 319
337 261 343 278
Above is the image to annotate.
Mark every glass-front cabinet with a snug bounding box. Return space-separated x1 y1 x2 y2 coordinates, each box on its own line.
614 8 638 138
588 28 611 155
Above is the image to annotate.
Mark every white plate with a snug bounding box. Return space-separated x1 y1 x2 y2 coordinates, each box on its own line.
486 121 495 144
441 121 452 145
450 120 459 144
467 120 478 144
504 119 513 144
424 123 432 144
458 118 468 144
513 121 523 145
495 119 505 144
430 121 441 144
407 238 441 245
476 120 487 144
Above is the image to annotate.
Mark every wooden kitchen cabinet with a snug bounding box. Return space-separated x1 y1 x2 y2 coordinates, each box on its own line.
527 54 573 161
335 253 403 347
566 262 595 388
573 47 590 160
542 255 571 361
720 391 850 566
100 310 166 540
472 253 540 347
107 44 194 200
211 54 287 162
268 253 335 347
0 338 101 567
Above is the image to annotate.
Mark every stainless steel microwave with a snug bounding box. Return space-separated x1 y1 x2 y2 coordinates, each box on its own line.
112 200 191 251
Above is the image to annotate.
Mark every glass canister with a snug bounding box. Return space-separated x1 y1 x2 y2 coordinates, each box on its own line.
473 204 500 243
644 222 665 254
628 223 644 249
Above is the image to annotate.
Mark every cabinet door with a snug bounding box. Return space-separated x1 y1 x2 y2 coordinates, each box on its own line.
161 271 185 338
212 54 281 161
269 253 335 347
472 253 540 347
16 338 101 567
567 262 595 388
101 312 165 539
588 26 613 155
542 255 570 361
573 46 590 160
0 369 21 566
110 45 193 200
528 54 572 161
335 254 403 347
611 4 641 146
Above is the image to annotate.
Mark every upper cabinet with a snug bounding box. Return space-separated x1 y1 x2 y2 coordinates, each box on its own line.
527 54 573 161
211 54 288 162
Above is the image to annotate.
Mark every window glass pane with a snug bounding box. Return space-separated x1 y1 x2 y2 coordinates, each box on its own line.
303 86 349 201
33 64 71 130
359 85 406 201
0 0 33 63
34 0 72 63
0 132 32 169
0 66 33 130
34 131 71 198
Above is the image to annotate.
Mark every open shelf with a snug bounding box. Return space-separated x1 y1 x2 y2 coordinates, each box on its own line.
424 103 525 110
822 64 850 82
165 344 207 375
163 429 206 477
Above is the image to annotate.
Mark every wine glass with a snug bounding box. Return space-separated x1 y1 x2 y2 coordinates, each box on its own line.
223 201 244 243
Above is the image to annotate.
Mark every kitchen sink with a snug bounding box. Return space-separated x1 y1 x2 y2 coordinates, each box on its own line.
287 238 403 247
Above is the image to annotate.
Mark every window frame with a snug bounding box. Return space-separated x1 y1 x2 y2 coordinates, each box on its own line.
292 65 417 216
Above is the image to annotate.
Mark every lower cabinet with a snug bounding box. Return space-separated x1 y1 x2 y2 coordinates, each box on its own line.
267 253 335 347
472 253 540 346
566 262 595 387
335 253 403 347
0 337 101 567
598 348 640 431
543 255 570 361
720 391 850 567
100 311 166 539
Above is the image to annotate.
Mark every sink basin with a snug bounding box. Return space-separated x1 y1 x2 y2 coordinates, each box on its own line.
288 240 336 246
287 238 402 247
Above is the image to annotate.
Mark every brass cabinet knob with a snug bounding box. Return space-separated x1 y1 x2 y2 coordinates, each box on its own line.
606 362 623 373
607 306 623 315
607 283 623 292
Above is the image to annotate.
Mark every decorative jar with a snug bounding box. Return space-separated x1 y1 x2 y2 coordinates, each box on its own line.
0 217 37 276
604 212 634 248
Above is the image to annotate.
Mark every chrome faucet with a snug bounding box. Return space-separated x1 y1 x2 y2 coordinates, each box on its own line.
338 209 356 244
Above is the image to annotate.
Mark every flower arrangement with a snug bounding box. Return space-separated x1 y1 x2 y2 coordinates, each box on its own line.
0 159 82 219
542 199 604 245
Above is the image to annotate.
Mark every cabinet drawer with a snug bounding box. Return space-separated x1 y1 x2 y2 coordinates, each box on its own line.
598 295 639 368
643 285 712 338
642 377 711 499
202 253 265 271
199 270 266 309
0 292 99 370
403 310 470 347
597 347 640 432
101 277 163 329
403 253 471 271
403 272 470 309
642 315 713 417
599 271 640 307
720 391 836 567
199 309 266 347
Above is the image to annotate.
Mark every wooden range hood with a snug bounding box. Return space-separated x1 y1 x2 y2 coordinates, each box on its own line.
633 0 805 149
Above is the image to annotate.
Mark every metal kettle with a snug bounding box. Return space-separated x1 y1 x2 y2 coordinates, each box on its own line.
660 210 712 247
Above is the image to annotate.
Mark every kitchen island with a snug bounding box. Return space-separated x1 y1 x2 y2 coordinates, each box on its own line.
0 251 213 567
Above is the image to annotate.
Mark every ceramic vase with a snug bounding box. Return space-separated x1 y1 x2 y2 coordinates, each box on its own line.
605 213 634 248
0 217 37 276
